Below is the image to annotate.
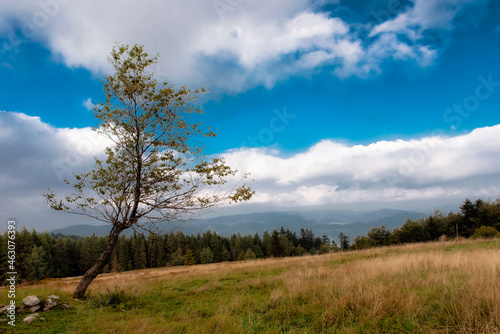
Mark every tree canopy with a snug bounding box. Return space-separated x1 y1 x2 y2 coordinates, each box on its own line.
44 44 253 298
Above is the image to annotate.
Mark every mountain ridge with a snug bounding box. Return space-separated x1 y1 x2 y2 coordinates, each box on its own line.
50 208 427 241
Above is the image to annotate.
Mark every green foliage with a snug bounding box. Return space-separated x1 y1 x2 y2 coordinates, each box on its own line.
319 243 331 254
0 226 333 283
351 235 371 250
171 247 184 266
270 230 283 257
184 247 196 265
367 225 391 247
459 198 485 237
471 226 499 239
244 248 257 260
26 245 48 281
79 233 103 272
338 232 350 251
354 198 500 251
16 227 33 280
200 247 214 264
252 244 264 258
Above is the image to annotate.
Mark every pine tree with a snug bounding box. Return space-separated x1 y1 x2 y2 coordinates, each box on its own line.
244 248 256 260
200 247 214 264
79 233 101 272
171 247 184 266
26 246 48 281
338 232 350 251
270 230 283 257
52 237 69 277
16 227 33 280
184 247 196 266
117 236 131 271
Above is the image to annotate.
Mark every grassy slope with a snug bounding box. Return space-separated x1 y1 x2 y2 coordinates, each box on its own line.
2 239 500 333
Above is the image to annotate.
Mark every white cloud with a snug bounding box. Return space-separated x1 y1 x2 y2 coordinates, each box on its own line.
370 0 475 36
196 12 349 70
365 0 481 72
0 111 112 231
0 0 488 94
224 125 500 206
82 98 95 111
1 110 499 230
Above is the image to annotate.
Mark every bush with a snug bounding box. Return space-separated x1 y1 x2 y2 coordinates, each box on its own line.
471 226 499 239
319 244 330 254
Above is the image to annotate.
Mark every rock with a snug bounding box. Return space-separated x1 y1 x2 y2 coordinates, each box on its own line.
43 299 57 311
47 295 60 300
61 302 71 309
0 306 7 314
22 315 37 324
22 296 41 307
29 305 41 312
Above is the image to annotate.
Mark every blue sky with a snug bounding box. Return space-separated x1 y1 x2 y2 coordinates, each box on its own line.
1 0 500 230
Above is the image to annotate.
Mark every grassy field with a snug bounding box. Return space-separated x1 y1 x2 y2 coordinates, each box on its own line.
2 238 500 333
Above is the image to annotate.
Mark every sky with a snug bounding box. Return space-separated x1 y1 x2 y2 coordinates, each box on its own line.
1 0 500 231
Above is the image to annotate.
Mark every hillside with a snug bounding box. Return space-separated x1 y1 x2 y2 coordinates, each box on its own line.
3 238 500 333
50 208 427 239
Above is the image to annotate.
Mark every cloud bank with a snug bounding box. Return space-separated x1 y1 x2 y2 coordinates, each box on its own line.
1 110 499 230
0 0 488 94
0 111 111 231
224 125 500 207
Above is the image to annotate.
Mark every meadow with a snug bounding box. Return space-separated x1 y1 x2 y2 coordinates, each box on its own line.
2 238 500 333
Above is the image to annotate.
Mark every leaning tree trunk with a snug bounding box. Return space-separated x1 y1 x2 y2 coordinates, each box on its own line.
72 224 126 299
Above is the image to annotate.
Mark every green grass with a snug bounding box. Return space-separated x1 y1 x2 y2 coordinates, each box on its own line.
2 238 500 333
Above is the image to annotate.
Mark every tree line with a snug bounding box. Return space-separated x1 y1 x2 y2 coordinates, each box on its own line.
351 198 500 249
0 226 333 283
1 198 499 284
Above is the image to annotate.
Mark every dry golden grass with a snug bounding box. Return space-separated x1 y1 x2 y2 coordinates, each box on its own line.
3 238 500 333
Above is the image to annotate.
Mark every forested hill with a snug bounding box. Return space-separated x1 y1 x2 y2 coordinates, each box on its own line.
1 198 498 285
50 208 426 239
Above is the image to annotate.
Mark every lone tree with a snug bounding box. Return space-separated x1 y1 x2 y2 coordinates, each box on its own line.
44 44 253 299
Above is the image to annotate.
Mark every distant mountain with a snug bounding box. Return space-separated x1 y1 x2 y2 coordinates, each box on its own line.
50 224 136 238
368 211 425 230
50 209 427 241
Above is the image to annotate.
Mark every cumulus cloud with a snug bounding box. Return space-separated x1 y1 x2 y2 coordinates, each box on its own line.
365 0 488 71
370 0 474 36
0 111 111 231
0 0 488 94
224 125 500 207
2 110 498 230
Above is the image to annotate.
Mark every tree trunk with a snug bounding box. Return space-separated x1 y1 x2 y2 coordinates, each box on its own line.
72 224 126 299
